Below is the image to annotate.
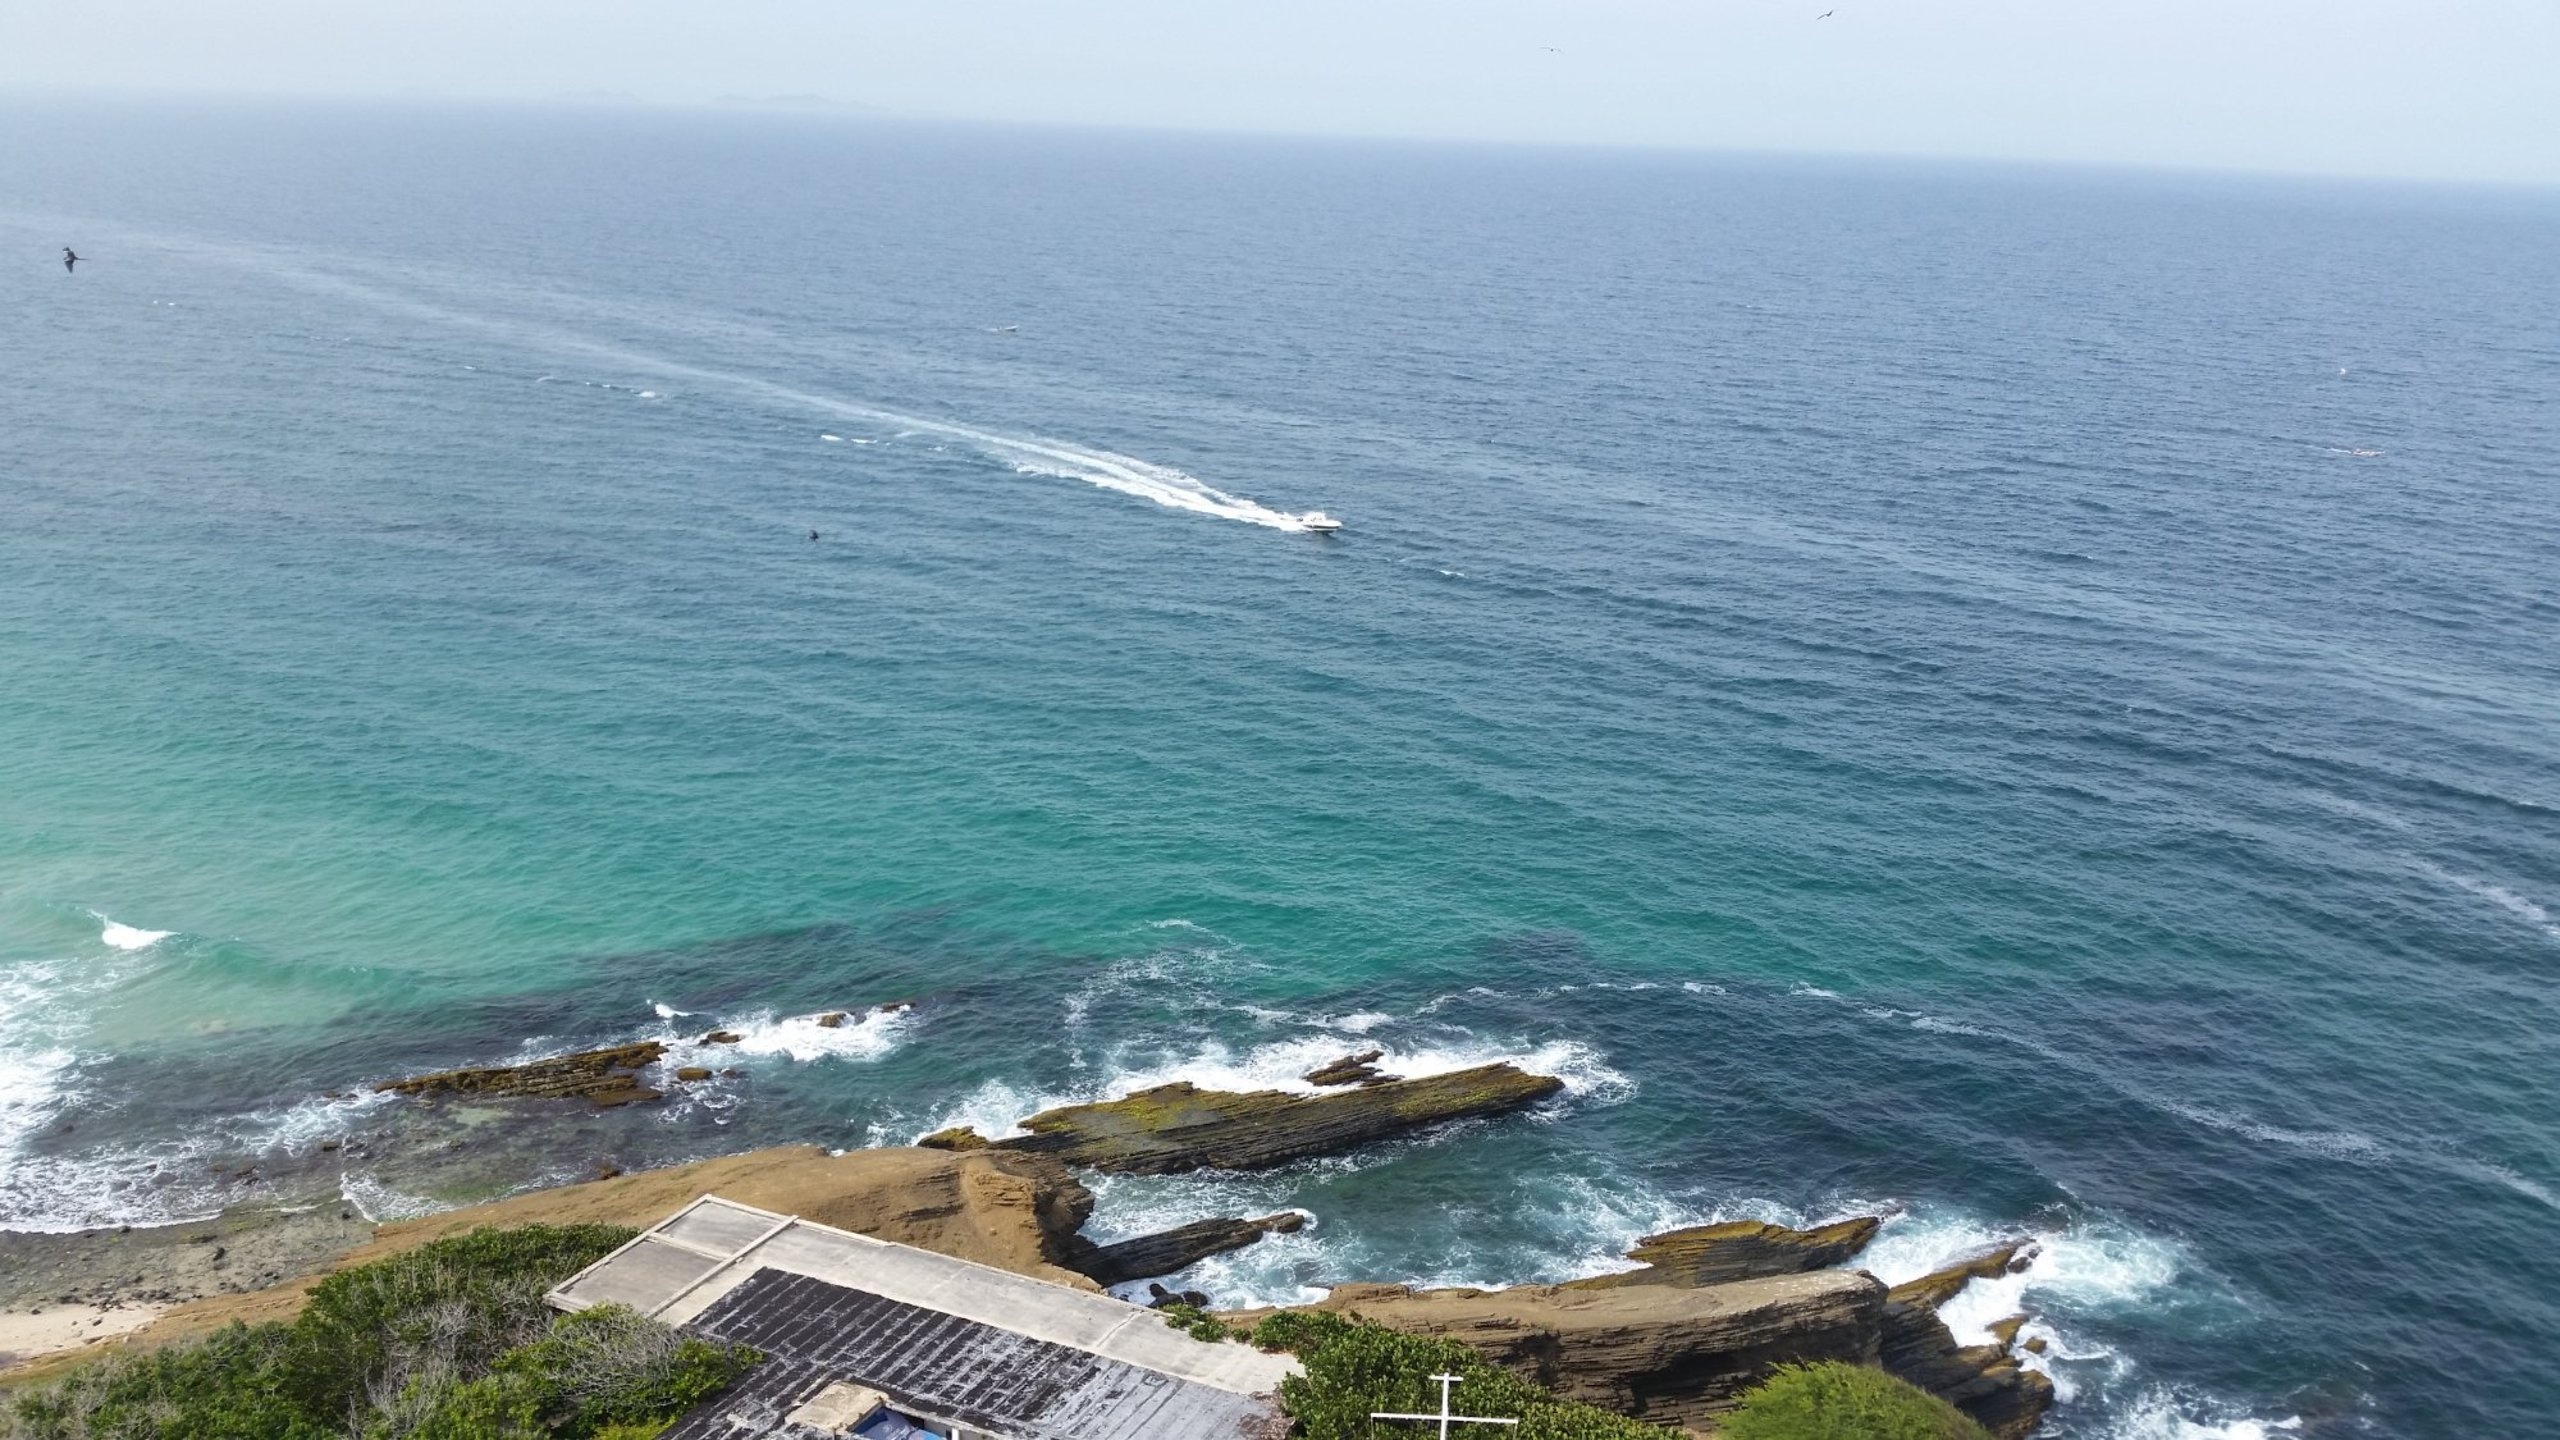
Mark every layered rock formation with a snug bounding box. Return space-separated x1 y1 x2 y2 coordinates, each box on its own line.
374 1041 668 1107
1248 1225 2052 1439
1249 1270 1888 1432
1063 1211 1306 1287
1564 1217 1882 1290
920 1063 1564 1174
1878 1246 2053 1440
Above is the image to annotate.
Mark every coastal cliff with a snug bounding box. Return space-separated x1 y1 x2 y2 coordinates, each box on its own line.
4 1056 2057 1439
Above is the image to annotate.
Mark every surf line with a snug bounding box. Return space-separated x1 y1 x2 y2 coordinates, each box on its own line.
131 230 1322 532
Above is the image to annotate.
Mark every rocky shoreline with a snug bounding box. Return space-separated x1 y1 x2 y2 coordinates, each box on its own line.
0 1042 2054 1436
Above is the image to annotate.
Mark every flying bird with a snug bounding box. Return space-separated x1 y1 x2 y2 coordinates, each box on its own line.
1818 9 1836 17
62 247 81 273
1540 45 1563 52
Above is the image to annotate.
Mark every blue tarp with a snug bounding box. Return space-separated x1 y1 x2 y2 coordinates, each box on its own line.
851 1409 946 1440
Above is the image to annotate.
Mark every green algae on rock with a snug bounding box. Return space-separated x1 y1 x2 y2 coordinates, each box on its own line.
921 1063 1565 1174
373 1041 670 1108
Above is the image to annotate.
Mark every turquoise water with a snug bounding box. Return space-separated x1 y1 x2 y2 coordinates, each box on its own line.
4 102 2557 1437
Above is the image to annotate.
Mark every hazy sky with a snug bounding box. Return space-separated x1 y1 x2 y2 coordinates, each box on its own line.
6 1 2557 185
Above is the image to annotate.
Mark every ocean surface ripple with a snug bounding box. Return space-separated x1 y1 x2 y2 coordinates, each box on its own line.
2 102 2557 1438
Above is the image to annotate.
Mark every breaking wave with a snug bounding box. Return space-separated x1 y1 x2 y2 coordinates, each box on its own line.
94 913 173 950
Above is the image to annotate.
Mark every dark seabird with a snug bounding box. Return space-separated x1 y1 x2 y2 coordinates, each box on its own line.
809 530 820 541
63 248 81 273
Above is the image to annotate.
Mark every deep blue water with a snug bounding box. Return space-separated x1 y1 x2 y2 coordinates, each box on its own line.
3 101 2557 1437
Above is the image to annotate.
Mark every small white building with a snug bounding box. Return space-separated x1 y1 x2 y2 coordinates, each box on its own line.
545 1195 1296 1440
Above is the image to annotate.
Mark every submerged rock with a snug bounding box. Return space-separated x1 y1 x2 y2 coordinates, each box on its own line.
1302 1050 1399 1087
373 1041 667 1108
1250 1270 1887 1430
1064 1211 1306 1287
1565 1216 1882 1290
923 1063 1564 1174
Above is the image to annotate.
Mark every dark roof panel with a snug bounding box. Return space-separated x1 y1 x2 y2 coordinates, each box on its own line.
665 1269 1285 1440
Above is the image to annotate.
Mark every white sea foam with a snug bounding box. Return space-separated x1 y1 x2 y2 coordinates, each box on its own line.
2420 864 2560 943
650 1000 691 1019
0 957 79 1166
341 1172 439 1224
911 1029 1629 1147
1680 980 1726 994
95 914 173 950
2157 1100 2389 1162
2104 1393 2304 1440
819 432 843 442
1861 1208 2188 1354
661 1004 916 1065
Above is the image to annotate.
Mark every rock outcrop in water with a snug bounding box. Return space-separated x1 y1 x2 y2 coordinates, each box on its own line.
1301 1050 1399 1087
1248 1227 2051 1438
1877 1245 2053 1440
374 1041 669 1107
1062 1211 1307 1286
1239 1270 1889 1431
1564 1217 1881 1290
919 1063 1565 1174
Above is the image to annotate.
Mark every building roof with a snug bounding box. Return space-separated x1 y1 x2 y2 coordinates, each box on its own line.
545 1195 1295 1440
661 1268 1288 1440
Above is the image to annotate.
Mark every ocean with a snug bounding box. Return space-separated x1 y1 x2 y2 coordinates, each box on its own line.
2 100 2555 1437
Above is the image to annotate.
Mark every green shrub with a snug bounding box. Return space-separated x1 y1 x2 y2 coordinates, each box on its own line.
489 1305 760 1435
385 1372 548 1440
0 1322 335 1440
282 1223 636 1428
0 1224 756 1440
1156 1303 1237 1344
1719 1362 1994 1440
1247 1310 1675 1440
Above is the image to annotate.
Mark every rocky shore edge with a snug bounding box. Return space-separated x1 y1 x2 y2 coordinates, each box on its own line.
0 1042 2052 1437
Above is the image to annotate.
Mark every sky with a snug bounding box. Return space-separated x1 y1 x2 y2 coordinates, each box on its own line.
4 1 2557 186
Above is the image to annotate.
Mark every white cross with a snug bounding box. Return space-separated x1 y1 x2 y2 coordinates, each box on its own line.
1370 1372 1520 1440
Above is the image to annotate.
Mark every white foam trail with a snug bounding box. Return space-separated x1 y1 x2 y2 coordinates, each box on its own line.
95 914 173 950
2420 864 2560 944
115 239 1323 533
2105 1394 2304 1440
2156 1100 2390 1162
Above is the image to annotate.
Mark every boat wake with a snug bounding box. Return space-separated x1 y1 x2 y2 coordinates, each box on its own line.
112 230 1330 533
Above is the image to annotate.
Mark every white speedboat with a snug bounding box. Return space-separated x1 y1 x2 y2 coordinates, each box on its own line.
1298 511 1343 534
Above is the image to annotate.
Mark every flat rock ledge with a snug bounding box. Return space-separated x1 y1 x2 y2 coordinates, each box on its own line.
373 1041 668 1107
1242 1270 1887 1433
920 1062 1565 1175
1225 1230 2051 1440
1062 1212 1307 1287
1565 1217 1882 1290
